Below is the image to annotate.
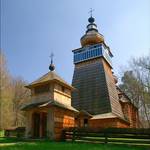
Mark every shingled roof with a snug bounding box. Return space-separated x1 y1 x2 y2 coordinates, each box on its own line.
116 86 138 109
78 110 93 117
21 100 78 112
91 112 117 119
72 59 124 119
26 71 74 90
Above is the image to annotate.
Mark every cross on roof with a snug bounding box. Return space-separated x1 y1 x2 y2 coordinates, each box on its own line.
50 52 54 64
89 8 94 17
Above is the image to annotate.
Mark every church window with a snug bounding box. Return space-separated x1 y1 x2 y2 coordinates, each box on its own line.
96 48 98 56
93 49 96 57
81 53 83 60
85 52 87 59
75 54 77 61
78 54 80 61
87 51 90 58
73 45 106 63
74 55 76 62
83 53 85 59
97 48 100 55
34 84 49 94
90 50 92 57
91 50 93 57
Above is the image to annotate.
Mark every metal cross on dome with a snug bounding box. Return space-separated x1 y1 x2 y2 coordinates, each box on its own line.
89 8 94 17
50 52 54 64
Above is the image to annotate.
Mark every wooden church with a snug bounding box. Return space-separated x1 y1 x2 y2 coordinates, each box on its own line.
22 15 139 140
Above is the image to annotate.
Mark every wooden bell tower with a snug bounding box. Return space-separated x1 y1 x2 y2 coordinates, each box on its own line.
72 15 124 119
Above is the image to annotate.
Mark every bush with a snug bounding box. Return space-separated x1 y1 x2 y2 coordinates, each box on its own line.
0 130 4 137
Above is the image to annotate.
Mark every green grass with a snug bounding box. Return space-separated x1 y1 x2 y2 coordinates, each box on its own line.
0 138 149 150
0 137 23 143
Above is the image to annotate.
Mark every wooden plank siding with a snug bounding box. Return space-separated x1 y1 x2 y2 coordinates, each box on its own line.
89 118 129 128
53 107 75 140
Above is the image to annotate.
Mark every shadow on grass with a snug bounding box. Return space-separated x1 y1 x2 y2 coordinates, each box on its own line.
0 139 149 150
0 137 24 143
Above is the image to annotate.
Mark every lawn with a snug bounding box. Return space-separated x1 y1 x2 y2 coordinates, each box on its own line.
0 138 149 150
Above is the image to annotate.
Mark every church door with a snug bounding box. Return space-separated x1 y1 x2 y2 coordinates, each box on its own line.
41 113 47 138
33 113 40 138
32 112 47 138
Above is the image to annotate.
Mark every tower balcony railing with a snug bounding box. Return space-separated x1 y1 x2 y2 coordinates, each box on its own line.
73 44 112 67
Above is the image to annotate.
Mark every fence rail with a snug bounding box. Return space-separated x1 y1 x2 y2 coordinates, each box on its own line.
4 127 25 138
62 128 150 145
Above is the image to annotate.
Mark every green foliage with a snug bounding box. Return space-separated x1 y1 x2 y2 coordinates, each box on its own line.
119 54 150 128
0 130 4 137
0 138 149 150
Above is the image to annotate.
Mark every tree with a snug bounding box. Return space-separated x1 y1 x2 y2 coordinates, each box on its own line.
11 77 30 127
120 53 150 128
0 50 30 129
0 50 13 129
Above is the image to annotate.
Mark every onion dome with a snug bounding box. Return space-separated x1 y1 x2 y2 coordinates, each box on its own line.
80 16 104 47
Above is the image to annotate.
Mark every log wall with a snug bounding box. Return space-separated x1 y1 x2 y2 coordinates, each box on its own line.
89 118 129 128
53 107 75 140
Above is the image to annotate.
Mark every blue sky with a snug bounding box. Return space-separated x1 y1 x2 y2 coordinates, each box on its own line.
1 0 150 84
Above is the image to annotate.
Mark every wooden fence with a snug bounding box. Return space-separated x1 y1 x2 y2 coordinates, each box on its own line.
62 128 150 145
4 127 25 138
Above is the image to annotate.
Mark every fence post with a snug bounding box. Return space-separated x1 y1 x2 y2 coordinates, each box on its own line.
104 132 108 144
72 129 76 142
62 130 66 141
